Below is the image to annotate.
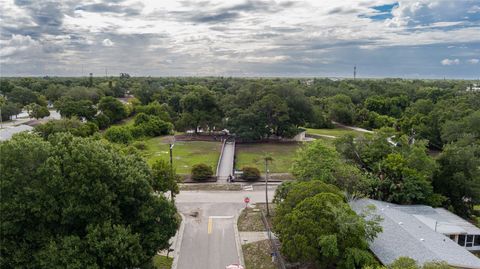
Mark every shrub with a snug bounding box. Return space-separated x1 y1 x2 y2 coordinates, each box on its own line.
104 126 133 144
132 141 147 150
242 166 261 181
191 163 213 181
134 112 150 126
94 113 110 129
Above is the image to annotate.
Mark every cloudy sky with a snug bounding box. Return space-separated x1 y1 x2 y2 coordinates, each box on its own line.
1 0 479 78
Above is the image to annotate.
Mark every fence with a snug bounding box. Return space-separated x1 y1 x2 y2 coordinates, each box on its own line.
260 210 287 269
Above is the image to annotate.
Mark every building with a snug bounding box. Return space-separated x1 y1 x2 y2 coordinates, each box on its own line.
351 199 480 269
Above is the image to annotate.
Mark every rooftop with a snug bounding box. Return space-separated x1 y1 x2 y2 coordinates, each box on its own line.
350 199 480 269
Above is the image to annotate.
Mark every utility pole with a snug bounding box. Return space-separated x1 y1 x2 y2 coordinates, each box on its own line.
264 155 273 216
169 134 176 202
354 65 357 80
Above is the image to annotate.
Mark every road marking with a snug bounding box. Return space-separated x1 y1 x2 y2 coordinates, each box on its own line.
209 215 234 219
208 217 213 234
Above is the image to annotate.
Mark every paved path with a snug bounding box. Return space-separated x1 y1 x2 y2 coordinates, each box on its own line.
174 189 276 269
217 141 235 182
239 232 270 245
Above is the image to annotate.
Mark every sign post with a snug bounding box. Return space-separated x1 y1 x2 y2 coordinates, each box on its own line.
244 197 250 208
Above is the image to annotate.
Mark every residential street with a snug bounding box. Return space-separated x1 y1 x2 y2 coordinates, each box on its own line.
174 188 276 269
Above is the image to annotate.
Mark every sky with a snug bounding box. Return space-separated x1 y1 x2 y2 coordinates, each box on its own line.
0 0 479 78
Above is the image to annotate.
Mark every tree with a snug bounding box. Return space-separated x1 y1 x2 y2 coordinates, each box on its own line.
6 86 43 106
44 84 66 101
104 126 133 144
327 94 355 125
151 159 180 199
0 133 178 268
98 96 127 123
273 181 381 269
291 140 342 183
0 101 21 121
433 142 480 217
93 113 111 129
34 118 99 139
178 86 221 133
54 97 97 120
191 163 213 181
252 93 291 137
29 104 50 119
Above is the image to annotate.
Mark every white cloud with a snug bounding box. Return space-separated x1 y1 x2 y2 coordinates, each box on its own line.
0 34 39 57
467 58 479 64
102 38 114 47
441 58 460 65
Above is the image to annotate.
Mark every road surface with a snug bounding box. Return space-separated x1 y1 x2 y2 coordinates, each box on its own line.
174 189 276 269
217 141 235 182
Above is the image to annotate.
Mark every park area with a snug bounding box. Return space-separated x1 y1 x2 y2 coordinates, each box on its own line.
235 143 301 173
141 136 221 174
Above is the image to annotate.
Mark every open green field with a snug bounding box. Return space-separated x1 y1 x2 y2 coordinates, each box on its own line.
142 136 221 174
235 143 301 173
305 127 368 138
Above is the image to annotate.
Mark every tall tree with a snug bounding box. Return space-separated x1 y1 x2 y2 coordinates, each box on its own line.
98 96 128 123
273 181 381 269
0 133 178 268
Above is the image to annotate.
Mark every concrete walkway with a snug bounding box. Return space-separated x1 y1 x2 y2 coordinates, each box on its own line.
239 232 271 245
217 141 235 183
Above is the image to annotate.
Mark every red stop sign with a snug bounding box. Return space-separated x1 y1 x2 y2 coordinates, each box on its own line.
244 197 250 204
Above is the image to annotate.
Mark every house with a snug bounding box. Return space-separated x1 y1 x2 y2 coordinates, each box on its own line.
350 199 480 269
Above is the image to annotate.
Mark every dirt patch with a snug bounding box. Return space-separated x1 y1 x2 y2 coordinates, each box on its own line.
242 240 277 269
238 208 266 232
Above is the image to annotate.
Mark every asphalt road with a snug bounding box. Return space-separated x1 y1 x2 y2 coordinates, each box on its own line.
174 189 276 269
217 141 235 182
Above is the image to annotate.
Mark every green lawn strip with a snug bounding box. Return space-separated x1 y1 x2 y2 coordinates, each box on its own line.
305 127 366 137
242 240 277 269
235 143 301 173
238 208 266 232
142 136 221 174
152 255 173 269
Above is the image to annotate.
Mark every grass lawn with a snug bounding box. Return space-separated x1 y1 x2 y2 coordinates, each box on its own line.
141 136 221 174
152 255 173 269
235 143 301 173
242 240 276 269
305 127 368 138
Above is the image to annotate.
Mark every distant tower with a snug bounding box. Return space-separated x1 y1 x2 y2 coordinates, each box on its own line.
89 73 93 87
354 65 357 80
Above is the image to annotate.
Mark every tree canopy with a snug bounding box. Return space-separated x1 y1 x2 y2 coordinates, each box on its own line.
0 133 178 268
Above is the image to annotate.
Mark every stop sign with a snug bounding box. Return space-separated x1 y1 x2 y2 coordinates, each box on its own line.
244 197 250 204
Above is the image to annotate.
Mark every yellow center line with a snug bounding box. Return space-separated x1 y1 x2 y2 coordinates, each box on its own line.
207 217 213 234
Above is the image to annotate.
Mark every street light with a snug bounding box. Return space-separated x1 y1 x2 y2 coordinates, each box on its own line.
169 134 176 202
264 155 273 217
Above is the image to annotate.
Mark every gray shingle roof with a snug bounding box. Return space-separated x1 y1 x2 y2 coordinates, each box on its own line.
350 199 480 269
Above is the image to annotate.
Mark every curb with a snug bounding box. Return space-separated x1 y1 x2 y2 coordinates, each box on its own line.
234 208 246 267
171 213 186 269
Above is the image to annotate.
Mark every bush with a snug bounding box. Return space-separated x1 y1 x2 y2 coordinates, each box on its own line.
104 126 133 144
132 141 147 150
242 166 261 181
191 163 213 181
94 113 110 129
